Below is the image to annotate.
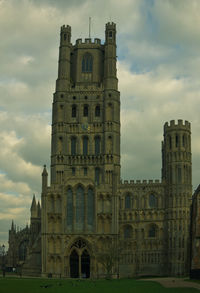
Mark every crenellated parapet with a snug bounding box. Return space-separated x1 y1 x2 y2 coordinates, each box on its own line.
164 119 191 132
120 179 161 186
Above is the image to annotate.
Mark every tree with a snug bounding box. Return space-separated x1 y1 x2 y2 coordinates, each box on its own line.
96 239 122 279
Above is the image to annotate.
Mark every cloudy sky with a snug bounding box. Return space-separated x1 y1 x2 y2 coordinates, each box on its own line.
0 0 200 247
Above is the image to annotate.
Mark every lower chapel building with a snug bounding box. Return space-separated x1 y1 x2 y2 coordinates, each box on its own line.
7 22 199 278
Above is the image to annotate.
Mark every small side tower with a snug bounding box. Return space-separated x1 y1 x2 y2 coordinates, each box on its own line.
56 25 71 92
162 120 192 275
104 22 118 90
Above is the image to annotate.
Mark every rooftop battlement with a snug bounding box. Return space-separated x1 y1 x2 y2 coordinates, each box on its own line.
61 25 71 32
75 38 101 45
120 179 161 185
106 22 116 30
164 120 191 131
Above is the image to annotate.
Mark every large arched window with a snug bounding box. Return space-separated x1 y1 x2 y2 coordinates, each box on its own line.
124 225 132 238
95 136 100 155
76 186 84 231
87 188 94 231
149 194 157 208
83 136 88 155
82 53 93 72
67 188 73 231
71 137 77 155
125 194 131 209
19 240 28 261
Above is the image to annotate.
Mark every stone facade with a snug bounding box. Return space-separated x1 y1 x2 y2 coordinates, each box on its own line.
7 22 192 278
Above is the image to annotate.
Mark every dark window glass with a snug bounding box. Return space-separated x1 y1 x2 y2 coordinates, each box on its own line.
176 135 179 147
124 226 132 238
83 105 88 117
82 54 93 73
84 168 87 176
149 226 156 237
72 167 75 175
149 194 157 208
95 105 100 117
71 137 76 155
95 137 100 155
125 194 131 209
95 168 100 185
72 105 76 117
109 31 112 38
67 188 73 231
83 137 88 155
169 135 172 149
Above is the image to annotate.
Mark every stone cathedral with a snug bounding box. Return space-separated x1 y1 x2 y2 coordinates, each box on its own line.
7 22 192 278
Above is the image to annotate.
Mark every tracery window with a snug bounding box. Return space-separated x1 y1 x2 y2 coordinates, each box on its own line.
82 53 93 73
19 241 28 261
76 186 84 231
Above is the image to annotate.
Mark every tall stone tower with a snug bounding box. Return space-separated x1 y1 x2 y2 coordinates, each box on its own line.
41 22 120 278
162 120 192 275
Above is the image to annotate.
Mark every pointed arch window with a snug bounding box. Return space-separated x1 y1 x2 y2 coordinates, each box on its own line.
95 105 100 117
83 105 89 117
71 137 77 155
82 54 93 73
67 188 73 231
95 136 100 155
83 136 88 155
149 194 157 208
125 194 131 209
87 188 94 231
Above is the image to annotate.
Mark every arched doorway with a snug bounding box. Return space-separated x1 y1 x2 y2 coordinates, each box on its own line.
81 250 90 278
70 250 79 278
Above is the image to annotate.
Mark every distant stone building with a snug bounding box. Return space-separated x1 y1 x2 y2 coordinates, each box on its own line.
7 22 192 278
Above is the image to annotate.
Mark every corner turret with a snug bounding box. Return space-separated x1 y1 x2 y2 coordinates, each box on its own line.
42 165 48 192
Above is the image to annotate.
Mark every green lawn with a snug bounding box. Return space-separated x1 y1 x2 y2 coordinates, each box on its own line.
0 278 199 293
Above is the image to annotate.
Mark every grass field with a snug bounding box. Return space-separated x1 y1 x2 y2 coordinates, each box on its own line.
0 278 199 293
